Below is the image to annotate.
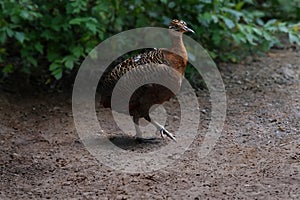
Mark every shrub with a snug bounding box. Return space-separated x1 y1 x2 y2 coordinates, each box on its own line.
0 0 299 84
0 0 111 81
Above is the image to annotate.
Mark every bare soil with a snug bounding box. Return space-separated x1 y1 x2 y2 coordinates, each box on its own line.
0 48 299 199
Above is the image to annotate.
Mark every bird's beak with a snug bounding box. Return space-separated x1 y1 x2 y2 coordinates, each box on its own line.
184 26 195 34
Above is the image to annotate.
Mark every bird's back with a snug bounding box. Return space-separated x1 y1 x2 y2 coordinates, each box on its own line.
98 49 167 94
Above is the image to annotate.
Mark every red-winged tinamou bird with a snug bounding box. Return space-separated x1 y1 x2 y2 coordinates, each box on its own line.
98 19 194 142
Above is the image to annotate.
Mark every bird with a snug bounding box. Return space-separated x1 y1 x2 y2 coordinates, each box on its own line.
98 19 194 142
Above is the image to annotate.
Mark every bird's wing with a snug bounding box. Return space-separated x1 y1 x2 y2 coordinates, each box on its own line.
98 49 169 94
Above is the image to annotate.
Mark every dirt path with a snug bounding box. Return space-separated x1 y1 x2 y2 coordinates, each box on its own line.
0 48 299 199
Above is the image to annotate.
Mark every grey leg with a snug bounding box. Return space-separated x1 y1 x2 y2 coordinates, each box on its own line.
144 115 177 142
133 116 160 143
133 116 142 139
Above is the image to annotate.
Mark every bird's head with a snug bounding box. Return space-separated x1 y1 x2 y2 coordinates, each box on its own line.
168 19 195 34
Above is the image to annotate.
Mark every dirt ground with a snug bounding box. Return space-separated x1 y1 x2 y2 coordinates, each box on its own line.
0 48 299 199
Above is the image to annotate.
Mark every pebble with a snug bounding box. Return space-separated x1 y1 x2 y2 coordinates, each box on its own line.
269 118 277 123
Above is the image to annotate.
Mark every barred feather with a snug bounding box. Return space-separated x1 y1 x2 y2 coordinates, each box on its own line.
99 49 168 94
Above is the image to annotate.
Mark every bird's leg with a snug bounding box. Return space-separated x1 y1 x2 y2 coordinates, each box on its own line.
133 116 142 139
133 116 158 142
144 115 177 142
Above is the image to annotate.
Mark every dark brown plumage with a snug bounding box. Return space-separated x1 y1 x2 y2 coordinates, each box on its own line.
98 19 194 142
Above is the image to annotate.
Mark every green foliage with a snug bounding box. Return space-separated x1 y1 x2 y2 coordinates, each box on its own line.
0 0 112 81
255 0 300 21
159 0 300 62
0 0 299 83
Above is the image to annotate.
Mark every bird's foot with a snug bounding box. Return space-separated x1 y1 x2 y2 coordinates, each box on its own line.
135 137 161 144
159 128 176 142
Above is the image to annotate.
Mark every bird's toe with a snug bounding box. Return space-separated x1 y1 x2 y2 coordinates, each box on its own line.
160 128 176 142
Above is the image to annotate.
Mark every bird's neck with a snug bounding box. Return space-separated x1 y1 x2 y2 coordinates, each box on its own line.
167 30 188 75
169 31 188 62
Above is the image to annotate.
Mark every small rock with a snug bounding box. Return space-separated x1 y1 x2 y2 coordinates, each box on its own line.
283 67 295 79
12 153 20 158
53 106 61 111
278 125 285 132
173 116 180 120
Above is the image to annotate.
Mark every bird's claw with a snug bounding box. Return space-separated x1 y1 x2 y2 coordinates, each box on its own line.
159 128 177 142
160 129 165 139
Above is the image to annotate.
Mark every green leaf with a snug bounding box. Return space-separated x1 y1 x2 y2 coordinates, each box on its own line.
71 46 83 57
252 27 263 36
263 32 273 41
65 60 73 69
168 2 176 9
65 58 74 69
34 42 43 54
0 48 6 54
244 0 254 4
20 10 30 20
98 31 104 40
62 55 76 70
86 23 97 33
52 68 63 80
208 51 217 59
211 14 219 23
69 18 83 25
49 62 61 71
69 17 97 25
256 18 264 26
221 8 243 20
27 56 37 67
0 32 7 43
245 33 257 45
289 32 300 45
278 24 289 33
199 0 212 3
89 49 98 60
2 63 14 73
212 31 221 45
265 19 277 27
235 2 245 11
222 17 235 29
232 33 247 43
197 13 213 26
6 28 14 37
15 32 25 43
47 51 60 62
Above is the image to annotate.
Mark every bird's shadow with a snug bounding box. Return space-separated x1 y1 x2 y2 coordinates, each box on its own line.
109 135 165 151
